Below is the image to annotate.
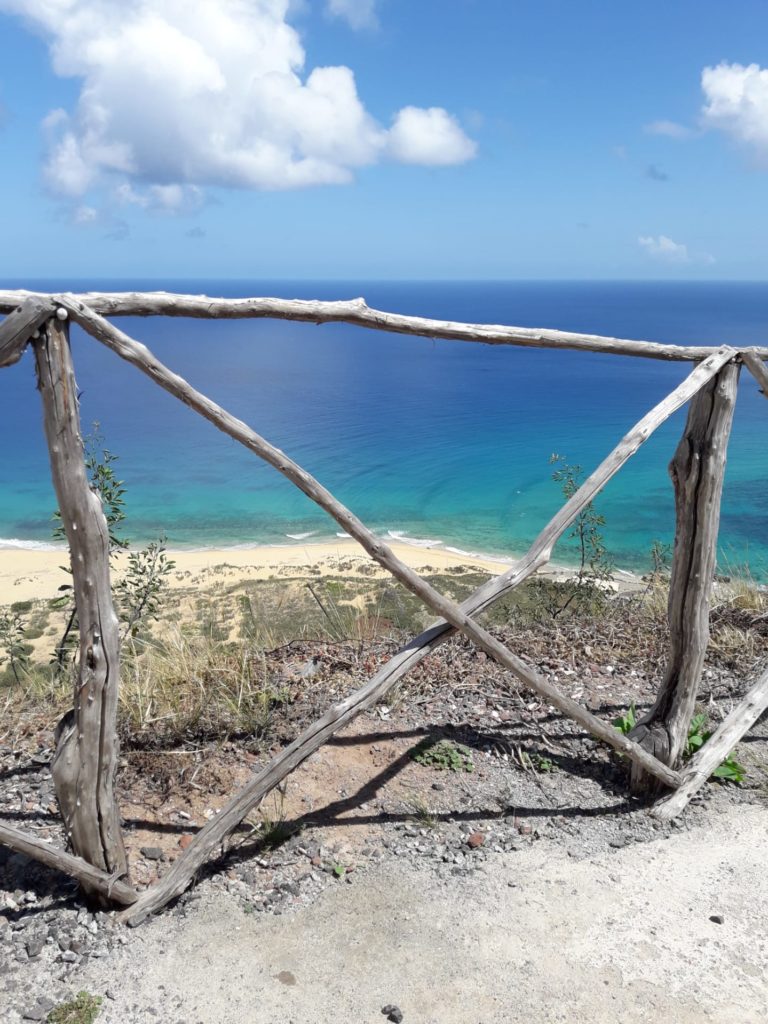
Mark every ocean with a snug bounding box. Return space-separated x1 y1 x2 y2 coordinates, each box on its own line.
0 280 766 576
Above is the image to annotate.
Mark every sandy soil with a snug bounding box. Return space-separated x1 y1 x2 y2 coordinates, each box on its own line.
74 801 768 1024
0 540 506 605
0 538 641 607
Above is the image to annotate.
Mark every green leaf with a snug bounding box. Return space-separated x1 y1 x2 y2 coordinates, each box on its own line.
712 758 746 784
612 704 636 736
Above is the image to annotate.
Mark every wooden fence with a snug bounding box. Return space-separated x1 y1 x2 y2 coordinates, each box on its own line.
0 289 767 926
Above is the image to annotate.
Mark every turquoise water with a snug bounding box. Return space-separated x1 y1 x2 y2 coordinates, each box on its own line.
0 280 766 575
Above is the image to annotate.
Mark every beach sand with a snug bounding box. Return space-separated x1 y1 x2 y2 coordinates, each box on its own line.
0 539 516 607
0 535 645 612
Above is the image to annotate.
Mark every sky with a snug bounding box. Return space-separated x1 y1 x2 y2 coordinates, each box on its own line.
1 0 767 280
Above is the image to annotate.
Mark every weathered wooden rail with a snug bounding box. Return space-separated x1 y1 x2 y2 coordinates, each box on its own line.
0 290 766 925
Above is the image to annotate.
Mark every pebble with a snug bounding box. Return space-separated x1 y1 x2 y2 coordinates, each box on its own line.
709 914 725 925
22 996 55 1021
140 847 164 861
382 1005 404 1023
25 937 44 958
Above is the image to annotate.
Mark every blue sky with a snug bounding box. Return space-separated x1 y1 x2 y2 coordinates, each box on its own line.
1 0 767 280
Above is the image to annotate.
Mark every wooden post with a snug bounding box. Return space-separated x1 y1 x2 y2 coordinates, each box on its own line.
630 362 740 793
34 314 127 893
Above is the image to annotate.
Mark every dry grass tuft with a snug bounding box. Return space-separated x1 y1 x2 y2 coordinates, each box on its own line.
118 629 291 746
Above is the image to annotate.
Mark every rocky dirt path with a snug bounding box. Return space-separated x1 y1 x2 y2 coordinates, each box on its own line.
3 618 766 1023
61 801 767 1024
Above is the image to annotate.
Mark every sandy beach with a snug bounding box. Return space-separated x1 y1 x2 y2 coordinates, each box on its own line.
0 539 519 607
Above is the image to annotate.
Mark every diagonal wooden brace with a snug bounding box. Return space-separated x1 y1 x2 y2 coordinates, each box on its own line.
741 349 768 399
56 304 741 923
652 664 768 820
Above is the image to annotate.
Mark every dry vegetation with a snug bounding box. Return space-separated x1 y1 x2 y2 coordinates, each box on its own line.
2 565 766 758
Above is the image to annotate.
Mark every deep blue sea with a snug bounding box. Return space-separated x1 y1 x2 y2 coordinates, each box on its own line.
1 280 766 576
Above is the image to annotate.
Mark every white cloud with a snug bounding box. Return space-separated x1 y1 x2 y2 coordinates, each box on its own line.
638 235 689 262
388 107 478 165
638 235 715 266
326 0 378 31
644 119 692 139
701 62 768 157
115 182 204 214
72 204 98 224
0 0 475 208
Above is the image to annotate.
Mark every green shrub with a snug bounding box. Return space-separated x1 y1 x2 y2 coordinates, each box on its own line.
410 738 474 772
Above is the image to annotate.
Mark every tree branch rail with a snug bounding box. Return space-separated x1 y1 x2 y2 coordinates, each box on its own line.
0 291 763 922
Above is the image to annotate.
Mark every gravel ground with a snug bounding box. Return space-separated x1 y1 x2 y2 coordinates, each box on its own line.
2 798 767 1023
1 617 766 1023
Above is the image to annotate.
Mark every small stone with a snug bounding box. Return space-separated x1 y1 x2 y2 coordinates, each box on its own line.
178 835 194 851
22 1007 47 1021
467 832 485 849
381 1006 404 1024
709 914 725 925
25 936 45 958
60 950 78 963
140 846 164 861
518 823 532 836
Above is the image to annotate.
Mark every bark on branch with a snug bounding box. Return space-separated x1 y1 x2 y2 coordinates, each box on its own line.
0 288 763 362
741 350 768 399
630 363 740 793
0 297 55 368
33 317 127 895
652 665 768 820
0 823 137 905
